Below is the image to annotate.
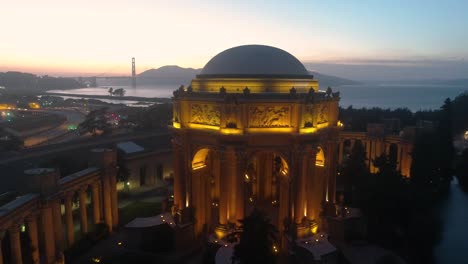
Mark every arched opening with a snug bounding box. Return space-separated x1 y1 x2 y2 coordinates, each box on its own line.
245 151 291 235
315 147 325 167
192 148 211 170
343 139 352 161
190 148 219 234
314 146 328 208
389 143 398 167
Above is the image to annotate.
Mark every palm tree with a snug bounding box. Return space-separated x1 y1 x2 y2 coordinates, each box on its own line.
232 209 278 264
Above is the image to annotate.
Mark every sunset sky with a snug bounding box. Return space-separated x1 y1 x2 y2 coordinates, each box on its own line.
1 0 467 78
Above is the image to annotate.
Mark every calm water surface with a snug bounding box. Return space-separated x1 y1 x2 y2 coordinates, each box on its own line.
48 83 467 111
435 179 468 264
337 84 467 111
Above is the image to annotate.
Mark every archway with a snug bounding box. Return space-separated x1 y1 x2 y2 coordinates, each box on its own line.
309 146 327 221
190 148 219 234
244 151 291 234
389 143 398 167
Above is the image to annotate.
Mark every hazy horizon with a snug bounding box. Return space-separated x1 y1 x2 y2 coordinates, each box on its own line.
1 0 467 81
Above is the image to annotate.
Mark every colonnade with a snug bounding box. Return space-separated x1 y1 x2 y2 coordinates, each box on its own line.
338 133 413 177
0 149 119 264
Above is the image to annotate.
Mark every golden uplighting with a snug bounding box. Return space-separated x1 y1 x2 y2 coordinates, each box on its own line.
188 123 220 131
220 128 243 135
246 127 293 133
172 122 181 129
310 223 319 234
192 164 207 170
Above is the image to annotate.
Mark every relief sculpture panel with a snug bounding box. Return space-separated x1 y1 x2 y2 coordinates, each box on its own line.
317 105 328 124
190 104 221 126
249 106 290 127
303 104 314 127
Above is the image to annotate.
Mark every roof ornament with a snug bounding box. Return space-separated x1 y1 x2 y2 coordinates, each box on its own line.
243 87 250 95
326 86 332 97
290 87 297 95
220 86 226 95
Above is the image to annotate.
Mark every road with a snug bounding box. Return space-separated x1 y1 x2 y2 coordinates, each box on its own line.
0 131 170 165
23 109 85 147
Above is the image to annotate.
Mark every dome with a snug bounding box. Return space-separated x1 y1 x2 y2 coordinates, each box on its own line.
199 45 310 77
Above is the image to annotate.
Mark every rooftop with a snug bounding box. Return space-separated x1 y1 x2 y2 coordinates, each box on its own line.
199 45 311 78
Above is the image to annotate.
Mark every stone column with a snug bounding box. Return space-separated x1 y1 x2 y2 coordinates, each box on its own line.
365 140 371 168
338 140 344 165
109 168 119 229
91 182 101 224
396 144 402 171
64 194 75 247
40 203 56 264
327 141 338 203
79 187 89 235
101 173 113 232
235 150 246 224
226 147 238 223
294 147 307 224
172 140 186 211
307 147 318 221
51 199 63 249
218 149 228 226
25 215 40 264
0 230 6 264
9 224 22 264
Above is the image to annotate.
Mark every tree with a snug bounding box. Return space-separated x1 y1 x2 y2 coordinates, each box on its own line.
435 98 455 187
232 210 278 264
113 88 126 97
342 140 368 205
108 87 113 96
78 107 110 136
456 148 468 192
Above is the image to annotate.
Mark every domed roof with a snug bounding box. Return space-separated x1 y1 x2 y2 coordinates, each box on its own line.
199 45 310 77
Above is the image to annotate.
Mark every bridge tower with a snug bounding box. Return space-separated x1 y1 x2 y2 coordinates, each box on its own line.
131 57 136 88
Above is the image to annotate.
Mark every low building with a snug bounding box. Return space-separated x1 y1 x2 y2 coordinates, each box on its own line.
116 141 173 189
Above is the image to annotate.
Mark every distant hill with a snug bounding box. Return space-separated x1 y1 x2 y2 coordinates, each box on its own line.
0 71 83 93
137 66 359 88
138 65 201 78
136 66 200 85
308 71 360 88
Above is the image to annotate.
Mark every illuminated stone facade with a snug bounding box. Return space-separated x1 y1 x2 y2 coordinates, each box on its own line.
0 149 118 264
170 45 341 242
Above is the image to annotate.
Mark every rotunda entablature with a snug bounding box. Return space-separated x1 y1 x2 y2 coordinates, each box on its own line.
171 89 340 135
190 77 318 94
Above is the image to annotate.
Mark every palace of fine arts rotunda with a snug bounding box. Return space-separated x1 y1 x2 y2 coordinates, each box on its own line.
170 45 342 243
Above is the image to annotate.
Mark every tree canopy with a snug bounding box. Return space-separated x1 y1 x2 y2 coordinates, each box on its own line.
232 210 278 264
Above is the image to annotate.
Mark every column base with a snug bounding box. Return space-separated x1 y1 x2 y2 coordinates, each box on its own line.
214 225 230 239
296 225 309 239
309 220 319 234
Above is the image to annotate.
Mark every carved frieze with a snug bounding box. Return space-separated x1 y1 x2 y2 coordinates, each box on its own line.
190 104 221 126
249 106 290 128
303 104 314 127
317 105 328 124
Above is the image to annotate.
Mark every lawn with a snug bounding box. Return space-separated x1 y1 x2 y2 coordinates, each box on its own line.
119 201 162 226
